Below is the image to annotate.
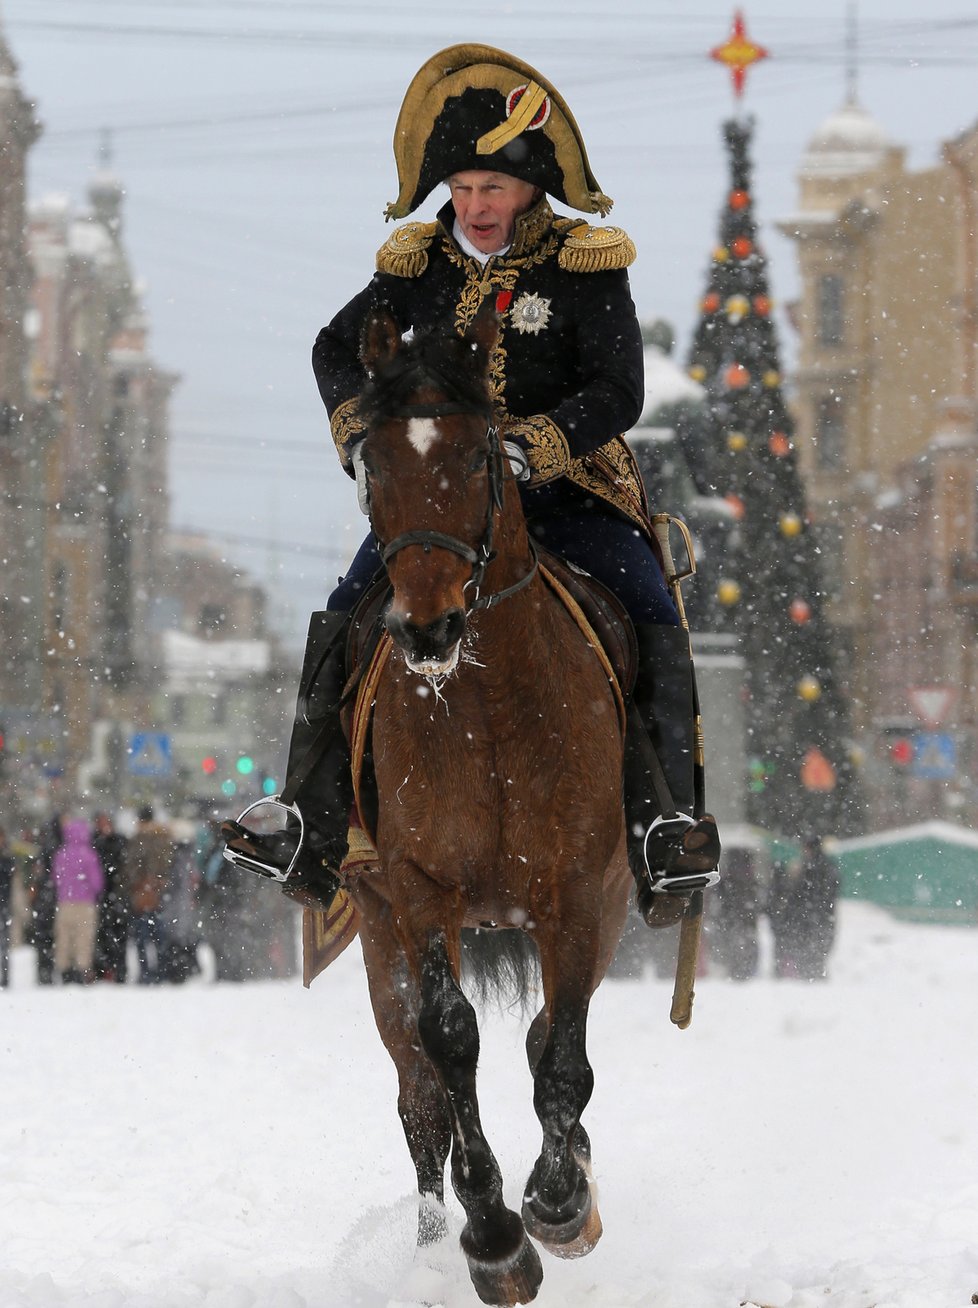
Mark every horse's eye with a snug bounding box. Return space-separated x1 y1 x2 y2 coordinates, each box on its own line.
468 450 489 476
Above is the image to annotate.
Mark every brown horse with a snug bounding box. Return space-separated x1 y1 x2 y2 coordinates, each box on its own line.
347 303 633 1305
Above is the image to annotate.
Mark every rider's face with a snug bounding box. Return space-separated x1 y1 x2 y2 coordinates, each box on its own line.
448 171 541 254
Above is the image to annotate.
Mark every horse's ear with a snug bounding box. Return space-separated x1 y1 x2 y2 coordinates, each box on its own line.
464 301 500 363
361 305 402 373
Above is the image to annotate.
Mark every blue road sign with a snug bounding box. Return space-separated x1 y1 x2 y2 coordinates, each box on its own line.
911 732 956 781
128 731 173 778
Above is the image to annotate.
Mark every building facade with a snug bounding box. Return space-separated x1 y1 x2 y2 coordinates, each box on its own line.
782 99 978 825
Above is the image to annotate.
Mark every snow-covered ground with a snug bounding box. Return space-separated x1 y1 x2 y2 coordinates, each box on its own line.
3 900 977 1308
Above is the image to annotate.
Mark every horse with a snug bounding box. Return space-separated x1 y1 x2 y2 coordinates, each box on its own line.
345 301 635 1306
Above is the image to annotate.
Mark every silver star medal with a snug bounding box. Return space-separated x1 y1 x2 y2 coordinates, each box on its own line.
511 292 552 335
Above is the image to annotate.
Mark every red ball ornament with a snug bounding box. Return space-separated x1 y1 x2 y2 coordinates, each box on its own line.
725 362 750 389
769 431 791 457
729 189 749 211
752 294 771 316
730 236 753 259
789 597 812 624
702 292 721 313
725 493 746 521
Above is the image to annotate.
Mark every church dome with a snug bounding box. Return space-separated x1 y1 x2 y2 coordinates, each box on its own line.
799 98 890 178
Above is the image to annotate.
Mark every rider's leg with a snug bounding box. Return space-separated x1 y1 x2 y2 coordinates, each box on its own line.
222 535 382 906
528 512 720 915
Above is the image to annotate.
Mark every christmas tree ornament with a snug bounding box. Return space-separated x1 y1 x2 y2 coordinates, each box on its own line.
725 362 750 389
717 579 742 606
789 597 812 624
725 294 750 322
729 189 750 210
779 512 802 537
727 430 748 452
709 9 770 99
797 675 822 703
769 431 791 457
730 235 753 259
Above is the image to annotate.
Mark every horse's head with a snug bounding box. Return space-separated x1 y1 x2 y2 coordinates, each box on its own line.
358 303 504 677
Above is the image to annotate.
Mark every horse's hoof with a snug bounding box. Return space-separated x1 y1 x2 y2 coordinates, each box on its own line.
521 1189 603 1260
465 1233 543 1305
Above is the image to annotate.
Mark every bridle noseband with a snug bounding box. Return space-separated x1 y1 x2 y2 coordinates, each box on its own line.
371 400 538 613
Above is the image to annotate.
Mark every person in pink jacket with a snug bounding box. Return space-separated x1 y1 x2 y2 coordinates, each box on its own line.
52 818 105 984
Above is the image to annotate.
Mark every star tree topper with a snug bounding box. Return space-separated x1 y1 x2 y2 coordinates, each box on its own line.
710 10 769 99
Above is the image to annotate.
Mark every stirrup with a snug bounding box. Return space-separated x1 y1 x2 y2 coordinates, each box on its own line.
644 813 721 896
222 797 305 884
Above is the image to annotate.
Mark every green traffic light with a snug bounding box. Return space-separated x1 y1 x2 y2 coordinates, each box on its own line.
236 755 255 776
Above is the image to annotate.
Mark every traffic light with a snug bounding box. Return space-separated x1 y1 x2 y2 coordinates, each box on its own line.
260 773 278 797
201 755 218 776
235 755 255 776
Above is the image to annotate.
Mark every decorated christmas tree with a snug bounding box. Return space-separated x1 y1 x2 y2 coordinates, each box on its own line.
678 16 860 836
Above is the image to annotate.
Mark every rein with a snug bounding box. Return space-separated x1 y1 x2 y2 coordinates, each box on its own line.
373 400 538 613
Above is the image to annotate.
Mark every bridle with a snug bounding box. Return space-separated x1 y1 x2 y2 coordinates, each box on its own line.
369 400 538 613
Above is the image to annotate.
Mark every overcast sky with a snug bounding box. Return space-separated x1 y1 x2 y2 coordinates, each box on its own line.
4 0 978 648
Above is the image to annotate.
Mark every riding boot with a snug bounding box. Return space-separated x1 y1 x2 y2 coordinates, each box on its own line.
624 623 721 927
222 610 354 911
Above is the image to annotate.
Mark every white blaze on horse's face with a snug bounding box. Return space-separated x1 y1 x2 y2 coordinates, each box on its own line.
406 417 440 460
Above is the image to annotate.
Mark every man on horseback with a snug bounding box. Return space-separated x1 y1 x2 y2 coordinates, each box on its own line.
223 43 721 922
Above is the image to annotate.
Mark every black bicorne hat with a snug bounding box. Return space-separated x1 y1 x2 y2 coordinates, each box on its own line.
385 44 612 220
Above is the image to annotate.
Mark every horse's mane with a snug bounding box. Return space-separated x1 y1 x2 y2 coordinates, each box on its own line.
360 322 494 425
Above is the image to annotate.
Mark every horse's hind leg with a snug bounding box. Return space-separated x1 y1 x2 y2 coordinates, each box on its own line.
521 925 603 1259
414 926 543 1305
358 896 452 1248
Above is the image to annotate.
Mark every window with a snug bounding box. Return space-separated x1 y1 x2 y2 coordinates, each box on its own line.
814 393 846 470
817 274 844 346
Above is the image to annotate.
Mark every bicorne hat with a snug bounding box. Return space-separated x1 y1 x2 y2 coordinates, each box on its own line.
385 44 612 221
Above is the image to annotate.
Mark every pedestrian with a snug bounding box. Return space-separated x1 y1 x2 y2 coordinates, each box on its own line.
160 820 202 983
51 818 105 984
92 811 130 983
0 826 15 988
127 805 173 985
768 835 839 979
223 43 721 922
29 815 61 985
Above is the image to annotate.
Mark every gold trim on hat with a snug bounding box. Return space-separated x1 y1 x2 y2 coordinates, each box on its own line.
476 81 547 155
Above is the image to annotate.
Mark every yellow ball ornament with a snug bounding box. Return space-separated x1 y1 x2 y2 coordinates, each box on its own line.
688 364 707 382
797 675 822 702
763 369 781 388
779 512 803 538
713 246 729 263
717 579 742 606
727 431 748 452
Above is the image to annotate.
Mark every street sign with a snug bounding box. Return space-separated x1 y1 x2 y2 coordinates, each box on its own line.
910 731 956 781
128 732 172 778
908 686 956 728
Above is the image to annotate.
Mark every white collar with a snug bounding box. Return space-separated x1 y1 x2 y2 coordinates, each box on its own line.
452 218 511 266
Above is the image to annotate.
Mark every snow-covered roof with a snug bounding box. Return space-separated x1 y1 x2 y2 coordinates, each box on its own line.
799 97 890 179
164 629 270 680
834 821 978 855
638 345 703 423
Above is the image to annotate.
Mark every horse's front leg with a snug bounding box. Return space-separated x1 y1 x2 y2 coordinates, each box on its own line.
357 889 452 1248
522 909 603 1259
413 922 543 1305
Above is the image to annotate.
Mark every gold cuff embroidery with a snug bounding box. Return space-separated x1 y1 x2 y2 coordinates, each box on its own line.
570 437 649 531
507 415 570 485
559 224 637 273
330 397 367 469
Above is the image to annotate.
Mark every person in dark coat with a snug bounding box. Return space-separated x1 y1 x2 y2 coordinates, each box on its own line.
223 44 721 920
92 811 130 983
768 836 839 980
29 815 60 985
0 826 15 988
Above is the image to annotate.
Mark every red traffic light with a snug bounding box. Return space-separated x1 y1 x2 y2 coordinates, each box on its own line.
889 737 914 767
201 756 218 775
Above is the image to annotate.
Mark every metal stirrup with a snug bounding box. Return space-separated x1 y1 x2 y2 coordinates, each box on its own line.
644 813 721 895
222 797 306 884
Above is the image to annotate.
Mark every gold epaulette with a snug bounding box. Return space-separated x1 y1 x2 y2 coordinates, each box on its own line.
558 222 637 273
376 221 439 278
